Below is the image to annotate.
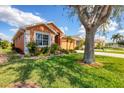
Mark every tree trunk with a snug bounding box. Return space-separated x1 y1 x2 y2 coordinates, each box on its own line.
83 28 96 64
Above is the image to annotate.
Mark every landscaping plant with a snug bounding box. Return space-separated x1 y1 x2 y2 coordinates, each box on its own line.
0 40 9 49
42 47 50 54
50 43 59 54
27 42 37 56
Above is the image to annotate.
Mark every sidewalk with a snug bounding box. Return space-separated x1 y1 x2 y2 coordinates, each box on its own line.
76 50 124 58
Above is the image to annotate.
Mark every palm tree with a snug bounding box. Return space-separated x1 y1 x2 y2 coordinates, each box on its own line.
111 34 118 43
111 33 124 43
119 34 124 41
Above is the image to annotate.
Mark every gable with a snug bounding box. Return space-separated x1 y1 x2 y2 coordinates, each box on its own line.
47 23 64 35
26 24 57 35
13 29 25 41
13 23 62 41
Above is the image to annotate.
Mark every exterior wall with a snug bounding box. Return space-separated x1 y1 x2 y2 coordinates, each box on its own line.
24 30 30 54
55 33 61 45
61 38 76 50
47 23 64 46
13 24 57 54
14 33 24 53
27 25 55 44
51 34 55 44
13 23 64 54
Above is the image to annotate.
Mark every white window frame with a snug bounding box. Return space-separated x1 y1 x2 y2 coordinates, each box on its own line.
34 31 51 47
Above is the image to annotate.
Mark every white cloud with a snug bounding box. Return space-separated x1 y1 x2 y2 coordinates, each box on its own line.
78 20 118 34
35 12 40 16
95 35 106 41
97 20 118 32
77 20 119 42
0 6 46 27
10 28 18 33
60 26 68 34
64 27 68 31
118 29 124 33
0 32 11 41
107 20 118 31
78 25 85 33
76 25 85 38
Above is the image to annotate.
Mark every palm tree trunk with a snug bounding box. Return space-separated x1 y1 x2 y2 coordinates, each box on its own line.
83 28 96 64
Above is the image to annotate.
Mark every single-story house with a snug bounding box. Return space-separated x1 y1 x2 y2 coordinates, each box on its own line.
13 22 77 54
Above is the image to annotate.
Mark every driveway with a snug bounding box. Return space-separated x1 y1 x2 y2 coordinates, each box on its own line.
76 50 124 58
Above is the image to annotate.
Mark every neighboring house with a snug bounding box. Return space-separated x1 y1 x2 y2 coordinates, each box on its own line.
13 22 77 54
71 35 85 49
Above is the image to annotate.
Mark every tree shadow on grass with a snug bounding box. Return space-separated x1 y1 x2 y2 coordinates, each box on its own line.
9 54 87 87
35 55 95 87
0 51 113 88
0 51 21 67
14 59 36 83
0 50 37 85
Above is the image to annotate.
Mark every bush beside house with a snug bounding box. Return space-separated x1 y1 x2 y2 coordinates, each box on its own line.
27 42 60 56
27 42 38 56
0 40 10 49
26 41 74 56
50 43 59 54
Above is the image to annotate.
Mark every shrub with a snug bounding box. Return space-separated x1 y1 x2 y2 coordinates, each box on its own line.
27 42 37 56
24 54 31 57
42 47 50 54
69 49 76 53
59 49 69 54
0 40 9 49
118 41 124 45
95 42 105 49
50 43 59 54
0 41 1 48
75 46 80 50
15 48 23 54
11 43 15 50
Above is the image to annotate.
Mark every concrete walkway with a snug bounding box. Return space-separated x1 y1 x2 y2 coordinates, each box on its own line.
76 50 124 58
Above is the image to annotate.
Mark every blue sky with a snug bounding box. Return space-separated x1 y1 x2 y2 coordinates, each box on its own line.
0 5 124 42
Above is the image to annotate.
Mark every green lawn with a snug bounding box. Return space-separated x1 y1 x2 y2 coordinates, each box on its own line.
0 49 124 88
0 48 11 54
95 48 124 54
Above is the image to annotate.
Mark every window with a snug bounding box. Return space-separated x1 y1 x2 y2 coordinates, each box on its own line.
36 33 42 45
36 32 49 46
43 35 49 45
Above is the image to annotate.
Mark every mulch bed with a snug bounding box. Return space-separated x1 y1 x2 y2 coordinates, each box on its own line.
9 82 40 88
77 60 104 68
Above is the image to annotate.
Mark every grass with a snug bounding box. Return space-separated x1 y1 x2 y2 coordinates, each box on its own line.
0 48 11 54
95 48 124 54
0 49 124 88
